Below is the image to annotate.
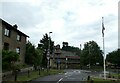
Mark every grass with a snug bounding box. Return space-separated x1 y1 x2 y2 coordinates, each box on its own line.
81 66 105 71
17 69 63 81
2 69 64 83
109 73 120 78
91 77 120 83
107 74 120 82
3 64 30 73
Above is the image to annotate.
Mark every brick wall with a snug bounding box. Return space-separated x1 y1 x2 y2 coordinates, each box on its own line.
2 24 27 64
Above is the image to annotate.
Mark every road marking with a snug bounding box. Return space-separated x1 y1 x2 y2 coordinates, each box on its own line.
64 72 68 75
65 76 68 77
57 78 63 83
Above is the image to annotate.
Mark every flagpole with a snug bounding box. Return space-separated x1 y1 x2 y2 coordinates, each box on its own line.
103 33 106 79
102 17 106 79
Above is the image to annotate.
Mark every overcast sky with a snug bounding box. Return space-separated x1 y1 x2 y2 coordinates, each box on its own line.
0 0 119 55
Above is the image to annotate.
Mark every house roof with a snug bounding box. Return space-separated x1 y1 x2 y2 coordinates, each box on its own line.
66 56 80 59
61 50 77 56
53 50 80 59
0 18 29 38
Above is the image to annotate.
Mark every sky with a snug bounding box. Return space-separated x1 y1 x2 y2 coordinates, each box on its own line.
0 0 119 55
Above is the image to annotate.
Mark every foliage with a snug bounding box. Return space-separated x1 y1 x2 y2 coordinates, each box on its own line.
25 41 36 65
62 42 68 47
62 44 81 56
92 77 118 83
80 41 103 66
15 63 28 69
106 49 120 67
34 48 43 66
17 69 64 81
2 50 19 70
25 33 54 68
25 41 43 68
39 33 54 67
39 33 54 54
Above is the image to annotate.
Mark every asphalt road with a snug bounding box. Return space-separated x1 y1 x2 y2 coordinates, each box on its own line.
28 69 93 83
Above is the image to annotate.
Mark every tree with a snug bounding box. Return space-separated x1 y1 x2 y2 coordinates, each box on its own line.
62 42 68 47
62 46 81 56
62 42 81 56
34 47 43 67
81 41 103 66
2 50 19 70
39 33 54 68
106 49 120 67
25 41 44 69
25 41 36 65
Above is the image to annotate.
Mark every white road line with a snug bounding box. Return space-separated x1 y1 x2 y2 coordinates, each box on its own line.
64 72 68 75
57 78 63 83
65 76 68 77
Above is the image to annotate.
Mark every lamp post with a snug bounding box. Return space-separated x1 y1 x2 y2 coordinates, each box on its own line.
47 32 52 71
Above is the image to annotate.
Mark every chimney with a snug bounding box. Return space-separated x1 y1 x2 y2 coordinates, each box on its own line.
13 24 18 29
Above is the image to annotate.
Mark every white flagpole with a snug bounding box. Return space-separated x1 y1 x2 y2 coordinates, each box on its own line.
103 33 106 79
102 17 106 79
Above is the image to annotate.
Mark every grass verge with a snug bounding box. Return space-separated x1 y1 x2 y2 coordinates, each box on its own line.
2 69 64 83
91 77 120 83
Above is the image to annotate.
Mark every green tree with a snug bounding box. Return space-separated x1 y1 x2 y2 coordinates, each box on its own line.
81 41 103 66
106 49 120 66
25 41 43 69
34 47 43 67
62 42 81 56
2 50 19 70
39 33 54 68
25 41 36 65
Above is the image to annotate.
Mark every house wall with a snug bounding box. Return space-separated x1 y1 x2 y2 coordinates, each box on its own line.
2 24 26 64
0 20 2 82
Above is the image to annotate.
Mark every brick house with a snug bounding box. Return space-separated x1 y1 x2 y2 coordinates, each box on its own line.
50 44 80 69
0 18 29 63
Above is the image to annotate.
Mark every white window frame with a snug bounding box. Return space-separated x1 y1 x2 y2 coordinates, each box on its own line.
16 47 20 54
17 34 21 41
4 28 10 36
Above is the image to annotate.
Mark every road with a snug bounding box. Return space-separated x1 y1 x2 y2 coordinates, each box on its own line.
28 69 96 83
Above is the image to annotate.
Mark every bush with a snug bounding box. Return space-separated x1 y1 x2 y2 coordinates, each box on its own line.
16 64 28 69
2 50 19 70
118 75 120 79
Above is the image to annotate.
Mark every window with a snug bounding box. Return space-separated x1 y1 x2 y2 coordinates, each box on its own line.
17 34 21 41
16 47 20 54
4 28 10 37
4 43 9 50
